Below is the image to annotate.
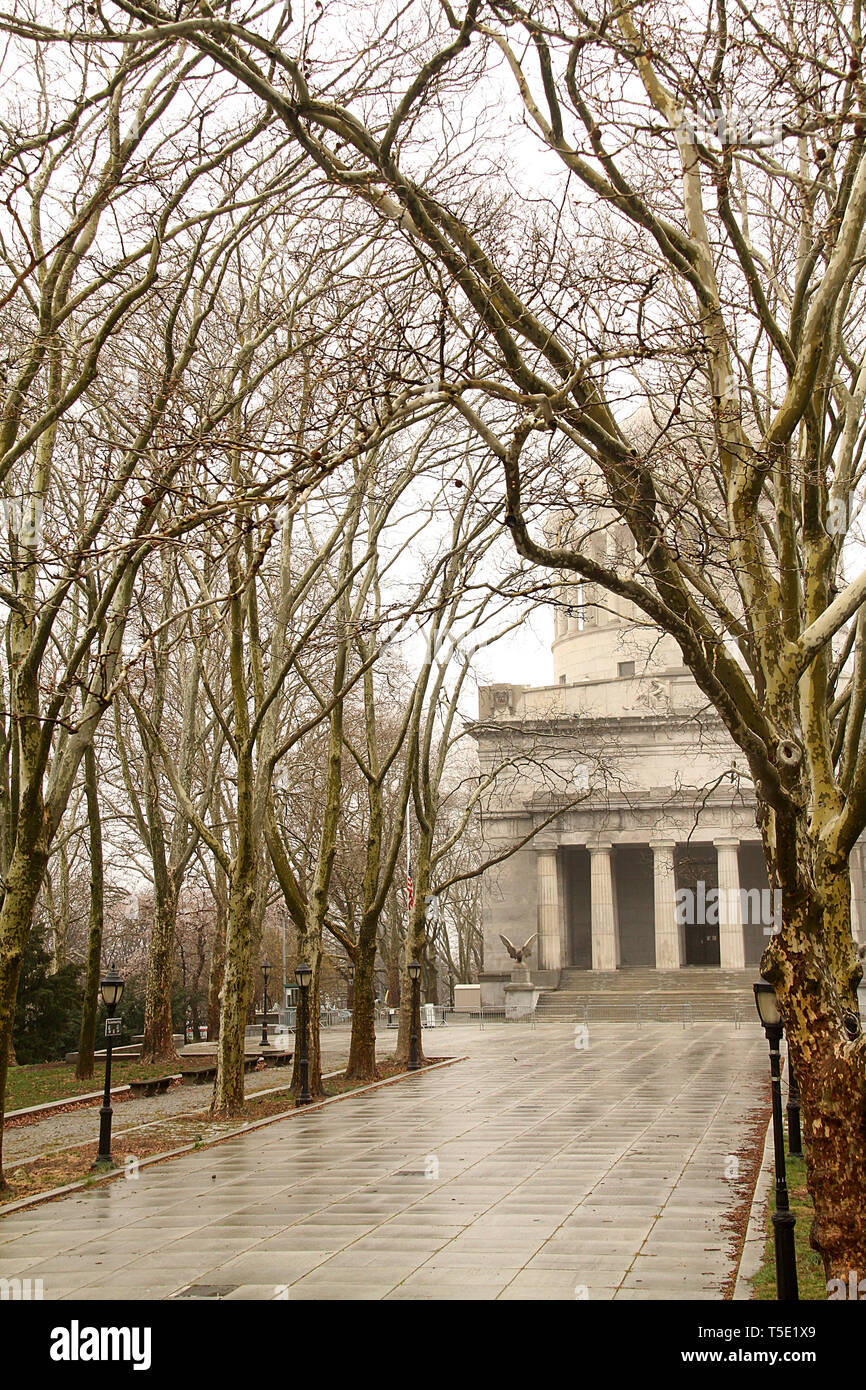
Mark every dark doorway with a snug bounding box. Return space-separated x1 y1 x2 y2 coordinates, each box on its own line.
613 845 655 966
739 842 773 967
564 847 592 968
676 843 720 966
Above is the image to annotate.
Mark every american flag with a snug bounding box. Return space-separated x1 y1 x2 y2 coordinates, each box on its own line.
407 871 414 909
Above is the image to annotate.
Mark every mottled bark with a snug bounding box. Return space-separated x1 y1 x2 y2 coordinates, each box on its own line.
141 878 180 1063
764 837 866 1280
395 888 429 1067
345 928 375 1082
211 867 255 1116
206 868 227 1042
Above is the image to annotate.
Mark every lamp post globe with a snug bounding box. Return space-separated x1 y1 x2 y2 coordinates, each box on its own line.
99 964 124 1012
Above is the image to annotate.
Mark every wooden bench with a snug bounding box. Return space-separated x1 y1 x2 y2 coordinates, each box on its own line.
128 1076 176 1098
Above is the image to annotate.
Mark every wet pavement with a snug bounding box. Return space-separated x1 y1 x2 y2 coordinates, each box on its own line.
4 1026 393 1164
0 1021 768 1301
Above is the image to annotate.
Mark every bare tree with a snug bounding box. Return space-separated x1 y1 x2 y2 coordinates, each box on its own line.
110 0 866 1276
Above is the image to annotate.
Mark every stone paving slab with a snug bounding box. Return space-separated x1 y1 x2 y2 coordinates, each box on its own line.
0 1021 767 1301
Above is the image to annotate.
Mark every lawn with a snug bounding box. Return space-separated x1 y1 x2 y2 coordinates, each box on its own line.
5 1057 183 1113
750 1144 827 1300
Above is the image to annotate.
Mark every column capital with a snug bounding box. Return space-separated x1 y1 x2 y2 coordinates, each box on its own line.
713 836 741 850
588 839 613 854
649 838 676 851
534 840 559 855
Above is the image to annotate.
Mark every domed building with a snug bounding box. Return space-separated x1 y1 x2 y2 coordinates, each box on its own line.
474 569 866 1008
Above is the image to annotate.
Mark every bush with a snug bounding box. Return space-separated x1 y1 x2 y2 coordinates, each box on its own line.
13 928 84 1064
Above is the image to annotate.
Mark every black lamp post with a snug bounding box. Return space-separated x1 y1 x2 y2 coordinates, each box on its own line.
754 982 799 1301
407 959 421 1071
260 958 271 1048
93 964 124 1169
295 962 312 1105
448 972 455 1010
787 1054 803 1158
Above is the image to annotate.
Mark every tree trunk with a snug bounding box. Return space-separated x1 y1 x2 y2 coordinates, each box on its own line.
386 961 401 1008
345 928 376 1082
206 863 227 1041
424 943 439 1005
211 867 254 1118
395 903 428 1066
141 875 180 1063
291 947 325 1100
76 744 104 1080
0 841 49 1187
764 839 866 1281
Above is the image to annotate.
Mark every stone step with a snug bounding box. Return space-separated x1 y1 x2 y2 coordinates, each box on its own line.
537 967 757 1024
546 997 754 1009
555 968 756 994
535 999 750 1023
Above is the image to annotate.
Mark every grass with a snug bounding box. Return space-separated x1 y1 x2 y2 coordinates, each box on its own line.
751 1142 827 1300
5 1057 185 1113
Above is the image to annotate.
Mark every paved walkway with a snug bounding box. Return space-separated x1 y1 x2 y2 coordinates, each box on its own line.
0 1022 767 1300
4 1027 396 1164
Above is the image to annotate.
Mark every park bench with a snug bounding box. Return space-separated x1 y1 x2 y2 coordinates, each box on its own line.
180 1055 291 1085
180 1065 217 1085
128 1075 176 1099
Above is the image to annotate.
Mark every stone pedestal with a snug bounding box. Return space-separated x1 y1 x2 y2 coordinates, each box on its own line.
504 980 541 1018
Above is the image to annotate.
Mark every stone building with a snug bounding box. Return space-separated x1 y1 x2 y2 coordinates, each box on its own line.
474 580 866 1008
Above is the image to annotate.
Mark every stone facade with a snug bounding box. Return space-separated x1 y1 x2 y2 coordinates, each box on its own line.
474 594 866 1007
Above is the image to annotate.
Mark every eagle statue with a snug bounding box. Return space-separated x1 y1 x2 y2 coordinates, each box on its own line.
498 932 538 965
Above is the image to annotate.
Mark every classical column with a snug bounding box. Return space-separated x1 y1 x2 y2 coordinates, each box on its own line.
714 837 745 968
589 841 618 971
650 839 682 969
536 845 561 971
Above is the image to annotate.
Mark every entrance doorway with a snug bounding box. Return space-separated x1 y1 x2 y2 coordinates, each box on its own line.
675 844 720 966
